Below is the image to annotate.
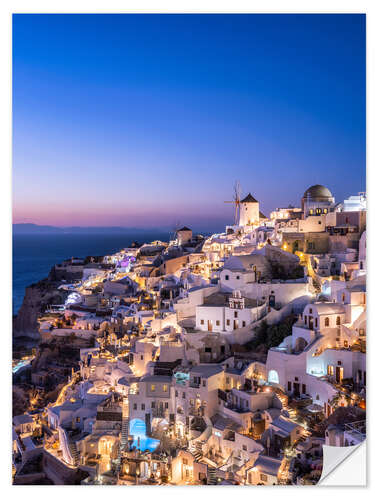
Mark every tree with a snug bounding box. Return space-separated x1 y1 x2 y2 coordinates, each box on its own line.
248 315 296 351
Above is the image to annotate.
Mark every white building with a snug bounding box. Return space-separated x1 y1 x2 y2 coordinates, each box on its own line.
195 290 266 333
265 280 366 415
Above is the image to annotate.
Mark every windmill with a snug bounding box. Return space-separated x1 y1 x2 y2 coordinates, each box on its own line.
224 181 242 225
170 220 181 243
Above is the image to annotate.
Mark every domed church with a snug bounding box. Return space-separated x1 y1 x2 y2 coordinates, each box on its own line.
301 184 335 218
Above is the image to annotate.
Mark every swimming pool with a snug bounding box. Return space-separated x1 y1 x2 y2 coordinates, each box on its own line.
12 359 32 374
131 435 160 452
129 418 160 453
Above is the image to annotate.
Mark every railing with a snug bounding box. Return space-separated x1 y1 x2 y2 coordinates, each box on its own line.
189 407 203 417
344 420 366 439
152 408 168 418
224 403 249 414
189 382 200 388
160 341 182 347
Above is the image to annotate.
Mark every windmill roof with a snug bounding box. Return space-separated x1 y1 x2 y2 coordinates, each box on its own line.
259 211 267 219
240 193 258 203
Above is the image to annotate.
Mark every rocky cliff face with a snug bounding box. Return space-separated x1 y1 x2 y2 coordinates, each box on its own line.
13 278 66 339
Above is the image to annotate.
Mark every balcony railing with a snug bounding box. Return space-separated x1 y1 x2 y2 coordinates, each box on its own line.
189 407 204 417
152 408 168 418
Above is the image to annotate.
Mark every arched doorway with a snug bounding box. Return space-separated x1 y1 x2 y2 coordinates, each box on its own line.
294 337 308 352
98 435 117 473
98 435 116 456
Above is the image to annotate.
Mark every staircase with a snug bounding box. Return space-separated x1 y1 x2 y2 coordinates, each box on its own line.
191 443 203 462
121 398 129 450
275 388 297 420
207 466 218 485
113 454 122 477
190 440 219 485
68 440 79 466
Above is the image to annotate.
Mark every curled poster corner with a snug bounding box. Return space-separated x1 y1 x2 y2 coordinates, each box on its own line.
318 441 366 486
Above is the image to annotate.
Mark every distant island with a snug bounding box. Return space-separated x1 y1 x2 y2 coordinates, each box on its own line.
13 223 171 235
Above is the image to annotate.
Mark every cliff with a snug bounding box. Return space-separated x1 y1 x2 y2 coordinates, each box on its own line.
13 277 67 339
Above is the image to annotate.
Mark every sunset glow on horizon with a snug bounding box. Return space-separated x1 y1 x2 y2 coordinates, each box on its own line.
13 14 365 230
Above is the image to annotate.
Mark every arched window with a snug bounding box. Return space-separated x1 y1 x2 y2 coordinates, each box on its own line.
268 370 279 384
325 317 330 327
336 316 341 326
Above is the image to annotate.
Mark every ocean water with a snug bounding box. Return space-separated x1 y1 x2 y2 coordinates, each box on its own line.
12 232 169 315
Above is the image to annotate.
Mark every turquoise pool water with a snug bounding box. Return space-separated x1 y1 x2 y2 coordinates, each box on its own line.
129 418 160 453
12 359 32 374
131 436 160 452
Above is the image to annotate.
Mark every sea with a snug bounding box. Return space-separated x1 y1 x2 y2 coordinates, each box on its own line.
12 232 170 315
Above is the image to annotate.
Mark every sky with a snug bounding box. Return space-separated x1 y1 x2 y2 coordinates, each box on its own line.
12 14 366 232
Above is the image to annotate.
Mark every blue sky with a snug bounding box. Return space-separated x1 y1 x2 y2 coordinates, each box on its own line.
13 14 366 231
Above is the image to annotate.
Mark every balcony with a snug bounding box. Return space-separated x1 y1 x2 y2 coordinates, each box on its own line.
189 406 204 417
224 403 250 414
152 408 168 419
344 420 366 442
189 381 200 388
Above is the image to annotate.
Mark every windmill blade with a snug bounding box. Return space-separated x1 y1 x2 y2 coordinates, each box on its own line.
234 181 241 224
170 220 180 242
234 180 241 202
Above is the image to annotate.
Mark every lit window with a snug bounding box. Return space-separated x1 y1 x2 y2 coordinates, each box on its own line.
163 384 168 392
151 384 155 392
